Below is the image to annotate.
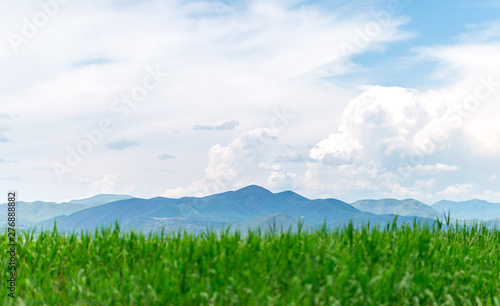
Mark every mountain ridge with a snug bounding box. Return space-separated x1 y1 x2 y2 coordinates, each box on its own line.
432 199 500 220
351 198 439 218
4 185 498 233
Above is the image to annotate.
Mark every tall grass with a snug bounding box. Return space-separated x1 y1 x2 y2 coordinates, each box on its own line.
2 219 500 305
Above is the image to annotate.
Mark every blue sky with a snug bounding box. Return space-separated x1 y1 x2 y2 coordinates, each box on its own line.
336 0 500 88
0 0 499 203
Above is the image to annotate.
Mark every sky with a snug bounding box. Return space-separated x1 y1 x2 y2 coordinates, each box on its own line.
0 0 499 204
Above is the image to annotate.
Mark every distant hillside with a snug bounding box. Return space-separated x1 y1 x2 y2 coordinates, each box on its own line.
231 213 305 233
0 194 133 228
119 216 227 235
331 212 439 229
351 199 439 218
36 185 361 232
432 199 500 220
0 201 82 228
29 186 500 234
66 194 133 208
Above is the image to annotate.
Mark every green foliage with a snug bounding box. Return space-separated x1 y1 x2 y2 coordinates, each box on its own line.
2 219 500 305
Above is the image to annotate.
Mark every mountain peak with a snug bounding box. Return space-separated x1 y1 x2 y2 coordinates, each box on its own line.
275 190 309 202
234 185 273 195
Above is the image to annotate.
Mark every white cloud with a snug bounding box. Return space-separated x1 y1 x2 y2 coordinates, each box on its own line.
1 0 499 203
0 0 415 201
91 174 124 195
297 20 500 202
0 117 13 143
193 120 239 131
157 153 175 160
89 174 141 197
390 183 425 199
459 21 500 43
274 145 313 163
304 74 499 201
400 164 459 175
465 119 500 155
163 128 280 197
107 139 140 151
310 133 362 165
437 183 474 198
305 86 449 192
476 190 500 203
259 163 297 189
266 169 297 189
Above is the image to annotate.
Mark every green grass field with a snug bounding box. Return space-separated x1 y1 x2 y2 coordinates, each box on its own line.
3 219 500 305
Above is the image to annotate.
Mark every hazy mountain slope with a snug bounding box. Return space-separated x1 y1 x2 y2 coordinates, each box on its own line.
231 213 305 233
331 212 439 229
351 199 439 218
0 201 85 228
36 186 360 232
40 186 500 234
432 199 500 220
36 197 175 231
66 194 133 208
119 216 227 234
0 194 134 229
286 199 360 225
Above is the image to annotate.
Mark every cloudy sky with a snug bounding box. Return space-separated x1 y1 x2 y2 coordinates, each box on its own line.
1 0 499 204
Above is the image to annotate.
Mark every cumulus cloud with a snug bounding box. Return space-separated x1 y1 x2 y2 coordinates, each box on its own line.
310 133 362 165
477 190 500 203
193 120 239 131
437 183 474 198
193 125 214 131
259 163 297 189
465 119 500 155
2 0 499 202
307 86 446 184
0 135 12 143
87 174 142 196
0 0 415 201
215 120 239 130
275 145 314 163
0 121 12 143
399 164 459 175
163 128 279 197
304 77 499 201
157 153 175 160
107 139 139 151
91 174 123 194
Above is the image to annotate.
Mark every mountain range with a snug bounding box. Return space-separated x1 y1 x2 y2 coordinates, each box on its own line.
3 186 500 233
351 198 439 218
36 186 361 232
431 199 500 220
0 194 132 228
